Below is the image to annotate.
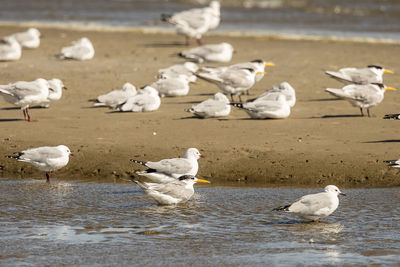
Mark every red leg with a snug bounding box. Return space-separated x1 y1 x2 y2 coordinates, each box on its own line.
46 172 50 182
23 109 27 121
196 38 203 46
25 108 37 122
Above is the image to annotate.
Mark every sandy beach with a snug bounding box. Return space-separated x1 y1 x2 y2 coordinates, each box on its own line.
0 24 400 187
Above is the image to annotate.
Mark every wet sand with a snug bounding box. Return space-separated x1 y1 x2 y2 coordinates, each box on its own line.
0 25 400 187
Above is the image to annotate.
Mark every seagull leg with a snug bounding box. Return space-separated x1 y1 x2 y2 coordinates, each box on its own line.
246 90 250 95
367 108 371 118
238 94 243 103
45 172 50 183
196 38 203 46
23 109 27 121
185 36 190 46
25 108 36 122
230 94 234 102
360 108 364 117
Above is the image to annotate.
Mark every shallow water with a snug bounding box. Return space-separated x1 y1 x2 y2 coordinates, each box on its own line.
0 179 399 266
1 0 400 41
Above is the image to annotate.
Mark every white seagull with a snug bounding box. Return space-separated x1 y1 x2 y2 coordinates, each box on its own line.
325 83 396 117
231 94 291 119
0 36 22 61
251 82 296 107
273 185 346 221
150 75 190 97
325 65 394 84
134 175 210 205
198 67 261 102
161 1 220 45
6 145 73 182
117 86 161 112
185 92 230 118
158 62 199 83
179 42 233 63
93 82 137 109
0 78 51 121
40 78 67 108
59 37 94 61
130 148 204 183
5 28 41 49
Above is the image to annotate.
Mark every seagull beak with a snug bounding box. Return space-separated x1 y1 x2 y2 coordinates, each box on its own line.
385 87 396 91
200 154 205 158
70 153 75 156
265 62 275 67
339 192 346 196
63 86 68 90
49 88 55 92
384 69 394 74
256 72 265 75
196 179 210 184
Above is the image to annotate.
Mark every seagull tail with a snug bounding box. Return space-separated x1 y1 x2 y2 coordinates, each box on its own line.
383 159 399 166
383 113 400 120
134 180 149 190
272 204 290 211
0 88 13 96
325 71 352 83
325 88 348 99
230 102 244 109
130 159 147 166
5 152 23 160
184 108 195 113
161 14 172 22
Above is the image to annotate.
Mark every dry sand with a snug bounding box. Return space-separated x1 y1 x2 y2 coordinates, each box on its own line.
0 25 400 187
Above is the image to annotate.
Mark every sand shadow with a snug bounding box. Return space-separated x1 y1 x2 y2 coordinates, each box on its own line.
176 100 202 104
264 219 311 225
143 42 187 48
310 114 364 119
308 98 341 102
0 118 24 122
107 190 144 195
363 139 400 143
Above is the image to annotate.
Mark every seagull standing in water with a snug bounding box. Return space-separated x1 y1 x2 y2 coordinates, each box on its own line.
325 83 396 117
134 175 210 205
130 148 204 183
273 185 346 221
6 145 73 182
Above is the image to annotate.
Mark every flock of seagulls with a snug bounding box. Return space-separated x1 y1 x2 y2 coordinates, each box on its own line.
1 1 399 221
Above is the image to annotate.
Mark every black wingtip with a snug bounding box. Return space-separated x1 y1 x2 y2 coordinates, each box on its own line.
383 113 400 120
229 102 244 108
272 204 290 212
161 14 172 22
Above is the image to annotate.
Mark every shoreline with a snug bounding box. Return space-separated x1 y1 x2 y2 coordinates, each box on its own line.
0 24 400 188
0 20 399 45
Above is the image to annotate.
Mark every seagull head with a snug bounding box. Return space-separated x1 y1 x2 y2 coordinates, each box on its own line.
178 175 210 185
368 65 394 76
184 148 205 160
324 185 346 196
58 145 74 157
28 28 41 38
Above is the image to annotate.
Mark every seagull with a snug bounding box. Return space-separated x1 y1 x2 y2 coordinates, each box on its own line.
0 36 22 61
6 145 73 182
179 42 233 63
40 79 67 108
150 75 190 97
158 62 199 83
131 148 204 183
59 37 94 60
134 175 210 205
200 59 275 83
383 113 400 120
0 78 51 121
325 65 394 84
384 159 400 168
161 1 220 45
117 86 161 112
93 82 137 109
197 67 261 102
325 83 396 117
185 92 230 118
273 185 346 221
5 28 41 49
231 94 291 119
250 82 296 107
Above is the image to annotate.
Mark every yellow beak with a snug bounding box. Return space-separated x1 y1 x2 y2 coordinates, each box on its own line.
386 87 396 91
196 179 211 184
384 69 394 74
265 62 275 67
256 71 265 75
